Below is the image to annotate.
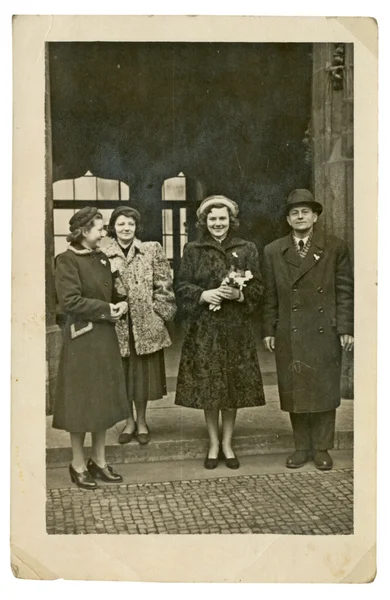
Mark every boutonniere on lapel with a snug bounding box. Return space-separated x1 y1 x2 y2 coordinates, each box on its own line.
313 250 323 263
100 258 107 266
232 251 239 259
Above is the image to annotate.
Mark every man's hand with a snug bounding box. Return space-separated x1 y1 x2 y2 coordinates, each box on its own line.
263 336 275 352
339 334 354 352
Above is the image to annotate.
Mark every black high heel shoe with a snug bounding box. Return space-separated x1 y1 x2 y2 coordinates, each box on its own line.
87 458 123 483
220 449 240 470
69 464 97 490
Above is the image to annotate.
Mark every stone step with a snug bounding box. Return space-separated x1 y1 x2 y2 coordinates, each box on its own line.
46 386 353 467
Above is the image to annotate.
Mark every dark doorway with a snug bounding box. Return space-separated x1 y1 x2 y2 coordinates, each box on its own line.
48 42 313 253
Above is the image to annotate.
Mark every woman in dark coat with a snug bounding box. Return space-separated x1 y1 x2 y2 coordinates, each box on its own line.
53 207 130 490
101 207 176 445
175 196 265 469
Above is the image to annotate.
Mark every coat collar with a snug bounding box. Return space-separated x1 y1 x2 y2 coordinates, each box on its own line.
193 232 247 254
281 228 325 282
101 237 144 261
68 243 103 256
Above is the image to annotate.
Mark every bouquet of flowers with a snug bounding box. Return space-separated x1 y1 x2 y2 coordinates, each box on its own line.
210 262 254 312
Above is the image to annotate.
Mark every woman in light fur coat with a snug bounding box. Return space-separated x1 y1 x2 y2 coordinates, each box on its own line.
101 206 176 445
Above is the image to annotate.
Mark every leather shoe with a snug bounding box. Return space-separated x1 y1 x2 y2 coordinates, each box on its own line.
118 426 136 445
69 464 97 490
286 450 310 469
87 458 123 482
136 426 151 445
204 455 219 469
314 451 333 471
220 449 240 470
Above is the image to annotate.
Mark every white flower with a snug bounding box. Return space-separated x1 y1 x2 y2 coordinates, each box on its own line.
314 254 320 262
232 251 239 258
100 259 107 266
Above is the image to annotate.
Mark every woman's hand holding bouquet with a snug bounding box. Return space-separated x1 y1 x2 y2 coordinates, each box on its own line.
207 268 254 312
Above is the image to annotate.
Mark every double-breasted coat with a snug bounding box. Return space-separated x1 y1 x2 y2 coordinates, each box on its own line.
262 229 354 414
175 233 265 410
101 237 176 356
53 245 129 432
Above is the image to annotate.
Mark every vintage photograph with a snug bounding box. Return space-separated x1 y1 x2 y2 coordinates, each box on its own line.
44 40 355 537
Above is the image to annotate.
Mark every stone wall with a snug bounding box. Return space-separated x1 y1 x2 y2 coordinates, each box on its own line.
312 43 354 398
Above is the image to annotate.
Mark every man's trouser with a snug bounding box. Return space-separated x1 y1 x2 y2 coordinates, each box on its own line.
289 409 336 451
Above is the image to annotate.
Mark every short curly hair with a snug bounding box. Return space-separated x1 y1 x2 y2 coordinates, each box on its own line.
107 207 143 239
196 202 240 233
66 211 103 243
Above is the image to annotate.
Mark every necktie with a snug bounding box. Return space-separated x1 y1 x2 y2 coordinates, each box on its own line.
298 240 304 251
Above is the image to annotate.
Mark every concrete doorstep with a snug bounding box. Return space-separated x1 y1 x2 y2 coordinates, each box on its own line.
46 385 353 468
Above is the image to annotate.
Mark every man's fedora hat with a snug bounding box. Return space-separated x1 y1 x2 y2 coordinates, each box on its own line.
285 189 323 216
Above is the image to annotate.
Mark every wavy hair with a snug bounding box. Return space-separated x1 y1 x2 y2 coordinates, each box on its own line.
107 207 143 239
196 202 240 233
66 211 103 243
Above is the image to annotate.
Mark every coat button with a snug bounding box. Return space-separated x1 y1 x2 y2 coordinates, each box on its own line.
101 314 105 319
292 327 298 332
292 305 298 311
318 327 324 333
317 287 323 293
318 307 324 313
292 286 298 292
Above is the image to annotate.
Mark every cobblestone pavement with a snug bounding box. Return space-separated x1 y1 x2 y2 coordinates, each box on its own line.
46 468 353 535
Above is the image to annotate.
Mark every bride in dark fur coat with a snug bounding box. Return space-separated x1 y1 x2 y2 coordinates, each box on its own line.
175 196 266 470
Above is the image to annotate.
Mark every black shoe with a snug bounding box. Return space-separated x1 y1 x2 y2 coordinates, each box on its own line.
87 458 123 483
204 456 219 469
69 464 97 490
136 425 151 445
220 449 240 470
314 451 333 471
286 450 310 469
204 448 220 470
118 426 136 445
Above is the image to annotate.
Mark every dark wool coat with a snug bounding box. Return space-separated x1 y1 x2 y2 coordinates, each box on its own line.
53 246 129 432
101 237 176 356
262 229 354 414
174 233 265 410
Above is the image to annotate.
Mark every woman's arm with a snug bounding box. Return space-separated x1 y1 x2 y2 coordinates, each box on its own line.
175 243 206 319
152 243 177 322
55 252 111 321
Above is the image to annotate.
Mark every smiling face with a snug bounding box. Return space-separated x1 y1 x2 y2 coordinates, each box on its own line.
206 206 230 240
287 204 318 237
81 218 104 249
114 215 137 246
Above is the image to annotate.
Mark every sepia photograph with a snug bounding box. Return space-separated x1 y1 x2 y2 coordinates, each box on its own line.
45 40 354 536
11 14 377 583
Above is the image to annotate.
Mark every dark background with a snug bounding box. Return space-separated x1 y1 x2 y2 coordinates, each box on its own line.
49 42 313 248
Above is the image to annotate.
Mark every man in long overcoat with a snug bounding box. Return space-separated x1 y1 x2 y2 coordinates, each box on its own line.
262 189 354 470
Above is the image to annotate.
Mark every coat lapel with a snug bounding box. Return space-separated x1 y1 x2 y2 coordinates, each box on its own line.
280 234 301 268
290 229 325 284
280 229 326 284
68 244 111 291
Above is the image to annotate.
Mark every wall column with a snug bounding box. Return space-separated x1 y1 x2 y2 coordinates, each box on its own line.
45 45 62 414
311 43 354 398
